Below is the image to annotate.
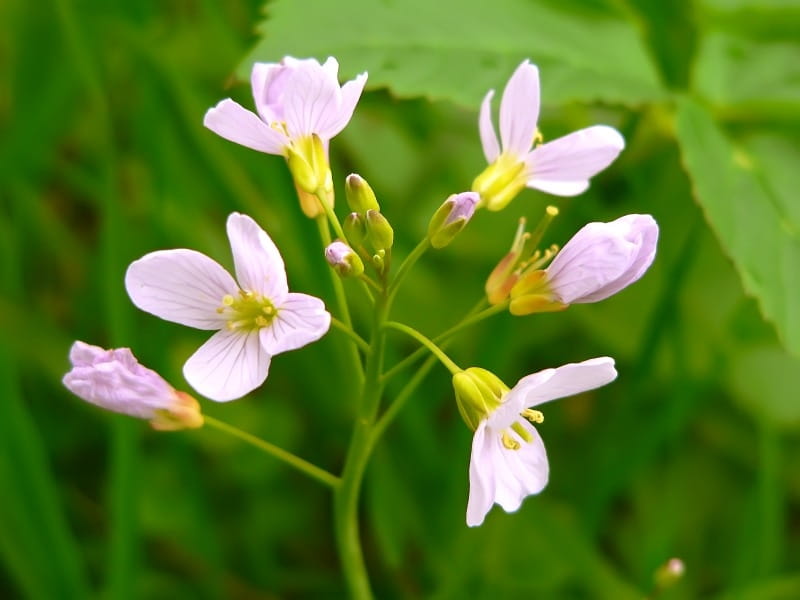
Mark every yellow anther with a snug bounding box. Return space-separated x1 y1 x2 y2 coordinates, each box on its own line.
522 409 544 424
262 306 274 315
511 421 534 443
501 431 520 450
533 129 544 146
222 295 234 306
254 316 269 327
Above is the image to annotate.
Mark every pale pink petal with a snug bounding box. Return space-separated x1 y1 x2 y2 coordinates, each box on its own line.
125 249 237 330
260 293 330 355
499 60 540 157
183 329 270 402
63 342 174 419
467 423 497 527
320 56 340 79
251 62 289 124
226 213 288 301
493 420 548 512
203 99 288 155
510 357 617 409
524 125 624 196
282 61 343 140
320 72 367 138
479 89 500 163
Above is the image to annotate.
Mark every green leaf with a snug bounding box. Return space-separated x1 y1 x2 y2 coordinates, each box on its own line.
729 346 800 428
693 32 800 117
675 99 800 357
243 0 664 108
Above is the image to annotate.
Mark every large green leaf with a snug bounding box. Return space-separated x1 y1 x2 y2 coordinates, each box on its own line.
243 0 664 107
675 99 800 356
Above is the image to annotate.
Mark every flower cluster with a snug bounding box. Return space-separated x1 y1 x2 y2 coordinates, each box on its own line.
63 55 658 543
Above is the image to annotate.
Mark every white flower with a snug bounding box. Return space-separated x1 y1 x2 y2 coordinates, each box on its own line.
466 357 617 527
125 213 331 402
473 60 625 210
204 56 367 158
508 214 658 315
62 341 203 430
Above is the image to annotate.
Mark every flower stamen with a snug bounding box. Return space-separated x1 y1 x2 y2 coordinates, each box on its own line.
501 431 520 450
219 290 277 331
522 409 544 424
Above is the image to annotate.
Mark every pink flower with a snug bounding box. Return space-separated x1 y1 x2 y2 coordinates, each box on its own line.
63 341 203 430
473 60 625 210
125 213 331 402
465 358 617 526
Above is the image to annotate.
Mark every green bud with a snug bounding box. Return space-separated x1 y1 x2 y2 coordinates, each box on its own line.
345 174 379 213
365 209 394 251
343 212 366 247
452 368 509 430
427 192 479 249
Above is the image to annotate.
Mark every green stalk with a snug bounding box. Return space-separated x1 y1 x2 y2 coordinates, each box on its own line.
386 238 430 305
383 321 461 374
333 296 389 600
203 416 339 488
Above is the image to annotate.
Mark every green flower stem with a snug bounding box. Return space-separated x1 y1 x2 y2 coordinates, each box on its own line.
316 216 365 383
334 296 389 600
318 190 347 240
383 321 461 374
386 237 430 304
381 302 506 383
331 317 369 353
202 416 340 488
370 355 438 451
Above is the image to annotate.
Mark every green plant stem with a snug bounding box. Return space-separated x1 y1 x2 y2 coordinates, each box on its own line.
203 416 339 488
381 301 505 383
319 190 347 240
331 317 369 353
383 321 461 374
316 216 365 383
387 237 429 304
334 295 389 600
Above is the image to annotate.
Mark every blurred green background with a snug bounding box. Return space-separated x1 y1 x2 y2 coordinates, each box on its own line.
2 0 799 598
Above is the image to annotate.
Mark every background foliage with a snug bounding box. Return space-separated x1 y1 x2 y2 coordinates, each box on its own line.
2 0 799 598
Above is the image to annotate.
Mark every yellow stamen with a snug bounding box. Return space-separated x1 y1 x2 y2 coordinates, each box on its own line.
522 409 544 424
501 431 520 450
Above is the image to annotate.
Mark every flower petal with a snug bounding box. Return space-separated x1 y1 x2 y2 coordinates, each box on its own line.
479 89 500 163
493 420 548 512
226 213 288 301
203 99 288 155
260 293 330 355
125 249 237 330
282 60 344 140
499 60 540 157
467 422 497 527
183 329 270 402
320 72 368 139
510 357 617 409
524 125 625 196
251 62 290 124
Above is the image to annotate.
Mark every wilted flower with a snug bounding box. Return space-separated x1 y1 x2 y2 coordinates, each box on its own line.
125 213 331 402
472 60 625 210
509 214 658 315
63 341 203 431
457 358 618 526
204 57 367 216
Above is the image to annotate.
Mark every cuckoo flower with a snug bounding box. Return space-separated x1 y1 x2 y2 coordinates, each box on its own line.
508 214 658 315
204 57 367 216
454 358 617 527
63 341 203 431
472 60 625 211
125 213 331 402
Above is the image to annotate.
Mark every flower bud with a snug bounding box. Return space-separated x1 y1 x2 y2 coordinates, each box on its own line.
63 341 203 430
365 209 394 251
345 173 380 213
452 367 509 431
325 240 365 278
343 212 366 247
427 192 479 249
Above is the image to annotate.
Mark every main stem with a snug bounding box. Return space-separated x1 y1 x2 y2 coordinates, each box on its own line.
334 295 388 600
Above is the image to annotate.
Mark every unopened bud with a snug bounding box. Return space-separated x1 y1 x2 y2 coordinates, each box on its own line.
365 209 394 251
345 174 379 213
654 558 685 592
427 192 479 249
452 367 509 431
343 212 366 247
325 240 364 277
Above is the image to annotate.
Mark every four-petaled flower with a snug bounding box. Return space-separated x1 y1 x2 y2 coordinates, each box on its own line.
204 57 367 217
63 341 203 431
473 60 625 210
464 357 617 527
125 213 331 402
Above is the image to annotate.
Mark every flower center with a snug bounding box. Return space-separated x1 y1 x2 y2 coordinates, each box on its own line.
501 409 544 450
472 153 527 211
217 290 277 331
